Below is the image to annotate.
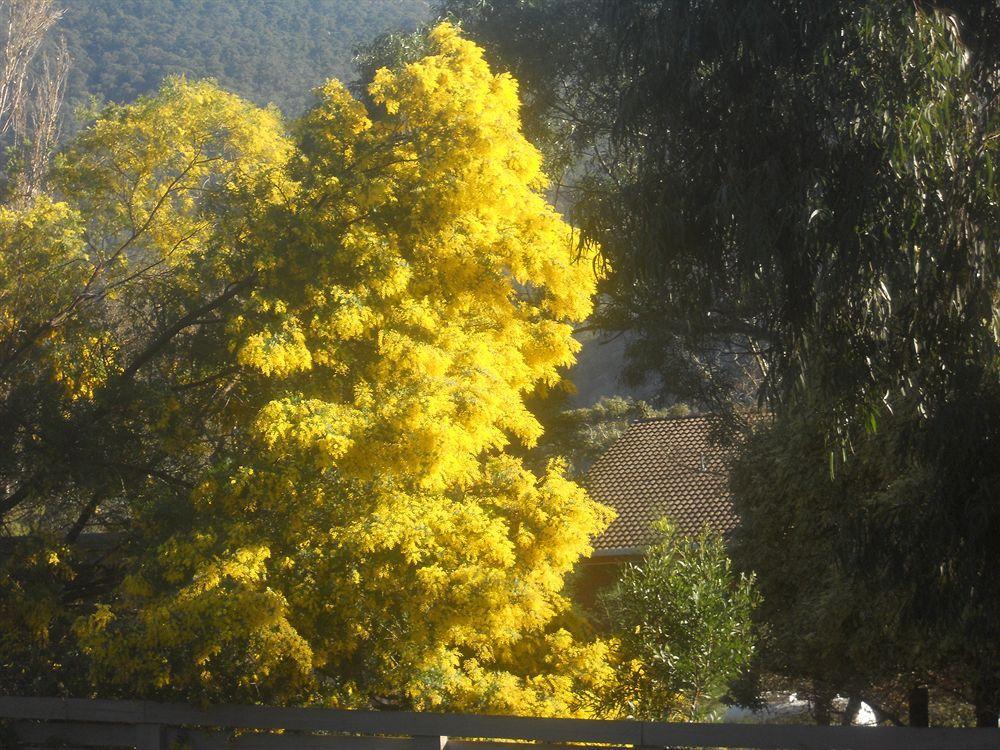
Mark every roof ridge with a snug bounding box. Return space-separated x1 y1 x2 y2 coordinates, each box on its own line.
631 413 716 424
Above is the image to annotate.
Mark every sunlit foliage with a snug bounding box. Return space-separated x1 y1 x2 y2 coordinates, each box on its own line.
1 24 612 714
602 520 758 721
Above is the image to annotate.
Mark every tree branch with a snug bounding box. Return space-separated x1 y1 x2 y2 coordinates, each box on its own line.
64 488 101 543
119 274 254 383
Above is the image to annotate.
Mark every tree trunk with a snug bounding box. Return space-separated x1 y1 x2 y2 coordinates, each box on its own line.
811 689 834 726
908 684 929 727
841 694 862 726
974 677 999 727
975 696 999 728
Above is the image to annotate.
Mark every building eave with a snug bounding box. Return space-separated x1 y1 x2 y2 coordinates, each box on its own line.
588 545 646 559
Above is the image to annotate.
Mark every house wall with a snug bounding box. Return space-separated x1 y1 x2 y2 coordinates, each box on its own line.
571 555 639 629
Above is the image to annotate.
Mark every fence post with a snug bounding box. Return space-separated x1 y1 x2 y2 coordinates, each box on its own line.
415 734 449 750
135 722 165 750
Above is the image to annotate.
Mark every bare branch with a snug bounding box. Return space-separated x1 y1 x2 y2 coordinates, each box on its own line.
17 34 69 196
0 0 65 185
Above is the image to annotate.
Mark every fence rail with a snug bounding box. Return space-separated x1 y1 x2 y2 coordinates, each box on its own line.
0 696 996 750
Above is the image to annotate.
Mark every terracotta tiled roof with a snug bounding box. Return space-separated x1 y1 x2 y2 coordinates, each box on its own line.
586 415 738 552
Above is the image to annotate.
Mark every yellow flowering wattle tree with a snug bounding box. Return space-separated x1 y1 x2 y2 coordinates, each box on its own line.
61 24 614 712
0 75 297 687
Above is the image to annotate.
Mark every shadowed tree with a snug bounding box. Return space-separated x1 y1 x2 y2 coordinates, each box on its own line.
444 0 1000 723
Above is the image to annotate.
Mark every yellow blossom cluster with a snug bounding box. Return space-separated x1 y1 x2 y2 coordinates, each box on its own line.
63 24 613 714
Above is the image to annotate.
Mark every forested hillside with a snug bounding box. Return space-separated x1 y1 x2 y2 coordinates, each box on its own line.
58 0 430 115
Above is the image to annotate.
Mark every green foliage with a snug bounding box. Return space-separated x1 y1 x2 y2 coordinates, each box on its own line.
602 520 758 721
449 1 1000 423
728 413 909 717
58 0 430 116
731 386 1000 722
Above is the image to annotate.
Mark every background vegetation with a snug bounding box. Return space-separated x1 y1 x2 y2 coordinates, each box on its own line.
57 0 430 116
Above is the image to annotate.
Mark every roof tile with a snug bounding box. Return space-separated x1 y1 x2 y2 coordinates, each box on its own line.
586 415 738 550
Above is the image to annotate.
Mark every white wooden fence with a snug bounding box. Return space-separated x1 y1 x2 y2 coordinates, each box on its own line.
0 696 996 750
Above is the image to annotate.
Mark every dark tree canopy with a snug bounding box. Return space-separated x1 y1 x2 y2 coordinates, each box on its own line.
729 402 1000 724
445 0 1000 724
448 0 998 422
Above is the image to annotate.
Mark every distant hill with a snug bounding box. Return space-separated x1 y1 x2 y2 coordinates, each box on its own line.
56 0 431 116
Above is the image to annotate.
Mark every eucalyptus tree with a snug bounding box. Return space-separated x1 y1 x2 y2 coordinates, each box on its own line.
445 0 1000 723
